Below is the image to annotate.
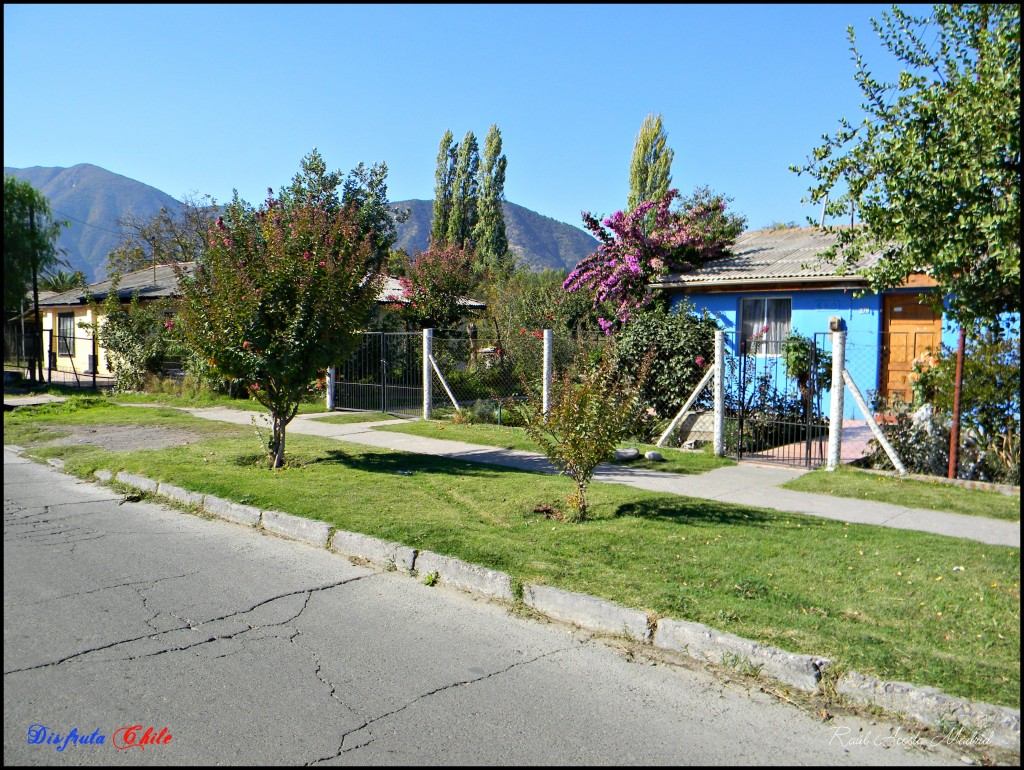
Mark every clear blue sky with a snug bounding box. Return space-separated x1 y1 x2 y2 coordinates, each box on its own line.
4 3 928 234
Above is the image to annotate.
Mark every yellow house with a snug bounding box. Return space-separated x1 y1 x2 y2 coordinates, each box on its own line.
32 263 188 385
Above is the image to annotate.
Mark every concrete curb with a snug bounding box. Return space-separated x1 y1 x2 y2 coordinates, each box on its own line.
330 530 417 572
77 465 1021 750
115 472 158 493
202 495 262 527
157 482 205 508
414 550 514 601
523 584 651 642
262 509 332 549
653 618 828 693
837 671 1020 750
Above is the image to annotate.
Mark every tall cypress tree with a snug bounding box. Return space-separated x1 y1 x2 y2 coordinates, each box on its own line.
627 113 674 213
473 124 511 275
431 130 457 245
446 130 480 249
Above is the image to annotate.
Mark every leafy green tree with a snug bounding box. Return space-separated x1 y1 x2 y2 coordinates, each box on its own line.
473 124 511 275
107 193 219 276
281 148 405 266
518 348 650 521
627 112 675 215
4 175 68 381
431 131 457 245
4 176 68 311
39 269 87 293
447 130 480 249
791 4 1020 327
175 190 384 469
341 161 408 265
90 288 177 392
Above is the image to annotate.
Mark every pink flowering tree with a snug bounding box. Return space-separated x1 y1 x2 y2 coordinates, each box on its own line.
175 191 383 468
564 187 744 332
391 242 475 330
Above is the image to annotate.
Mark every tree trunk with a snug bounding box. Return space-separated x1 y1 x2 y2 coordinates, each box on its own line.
272 414 286 469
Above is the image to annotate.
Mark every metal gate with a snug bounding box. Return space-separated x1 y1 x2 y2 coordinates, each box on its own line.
332 332 422 418
722 332 830 468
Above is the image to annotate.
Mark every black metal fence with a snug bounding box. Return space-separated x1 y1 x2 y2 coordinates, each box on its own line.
3 325 115 390
332 332 424 417
720 332 830 468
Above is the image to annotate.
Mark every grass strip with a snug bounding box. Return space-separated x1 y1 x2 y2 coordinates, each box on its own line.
309 411 397 425
4 401 1019 709
783 466 1020 523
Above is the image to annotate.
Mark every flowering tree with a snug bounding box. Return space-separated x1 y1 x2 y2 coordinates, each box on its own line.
564 187 744 331
391 242 475 329
175 192 383 468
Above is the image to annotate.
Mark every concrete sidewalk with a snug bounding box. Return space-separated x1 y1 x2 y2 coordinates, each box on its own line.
182 408 1020 548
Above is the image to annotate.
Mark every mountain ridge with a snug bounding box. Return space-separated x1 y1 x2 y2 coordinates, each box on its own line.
5 164 598 282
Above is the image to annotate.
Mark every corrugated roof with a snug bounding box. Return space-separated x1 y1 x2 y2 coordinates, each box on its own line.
38 263 193 306
378 275 487 308
39 265 486 309
653 227 882 288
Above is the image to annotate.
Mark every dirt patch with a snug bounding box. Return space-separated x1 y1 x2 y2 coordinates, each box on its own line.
41 424 202 452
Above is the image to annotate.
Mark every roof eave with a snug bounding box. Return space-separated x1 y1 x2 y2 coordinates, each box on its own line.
651 275 872 291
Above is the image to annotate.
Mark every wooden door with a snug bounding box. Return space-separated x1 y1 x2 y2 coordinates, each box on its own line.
879 294 942 405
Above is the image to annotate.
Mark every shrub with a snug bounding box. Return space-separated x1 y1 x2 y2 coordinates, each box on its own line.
888 327 1020 483
612 301 717 421
516 347 650 521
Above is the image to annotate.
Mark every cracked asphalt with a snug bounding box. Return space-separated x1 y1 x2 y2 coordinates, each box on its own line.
4 447 962 765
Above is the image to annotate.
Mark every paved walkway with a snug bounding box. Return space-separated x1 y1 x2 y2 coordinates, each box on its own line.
180 408 1020 548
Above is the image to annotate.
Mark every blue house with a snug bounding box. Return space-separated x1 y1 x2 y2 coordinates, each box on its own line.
651 226 959 420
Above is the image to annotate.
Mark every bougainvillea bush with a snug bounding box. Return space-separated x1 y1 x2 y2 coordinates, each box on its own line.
564 187 744 332
175 192 383 468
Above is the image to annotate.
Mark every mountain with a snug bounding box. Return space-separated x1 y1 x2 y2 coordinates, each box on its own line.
4 164 598 282
4 164 183 283
389 199 597 272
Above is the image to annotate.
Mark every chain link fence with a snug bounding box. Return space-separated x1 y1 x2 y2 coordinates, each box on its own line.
431 329 608 424
841 328 1020 484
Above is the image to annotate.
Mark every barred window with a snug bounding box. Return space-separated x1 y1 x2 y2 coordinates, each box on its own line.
57 313 76 357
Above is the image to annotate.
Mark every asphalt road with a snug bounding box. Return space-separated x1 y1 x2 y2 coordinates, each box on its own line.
3 447 962 766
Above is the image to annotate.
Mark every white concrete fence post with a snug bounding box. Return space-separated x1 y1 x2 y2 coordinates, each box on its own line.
542 329 553 418
422 328 433 420
713 330 725 456
326 366 336 411
826 330 846 471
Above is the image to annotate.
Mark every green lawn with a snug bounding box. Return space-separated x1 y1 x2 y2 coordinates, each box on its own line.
374 419 736 475
310 411 397 425
4 398 1019 710
783 466 1020 523
110 390 329 415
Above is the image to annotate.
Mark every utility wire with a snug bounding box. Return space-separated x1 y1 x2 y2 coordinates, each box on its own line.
49 208 122 236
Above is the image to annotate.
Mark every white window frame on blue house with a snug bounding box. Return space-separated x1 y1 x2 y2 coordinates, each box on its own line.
739 296 791 355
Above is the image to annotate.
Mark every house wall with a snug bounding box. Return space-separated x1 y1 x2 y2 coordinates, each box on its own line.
671 285 1019 425
671 287 882 420
41 307 109 377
